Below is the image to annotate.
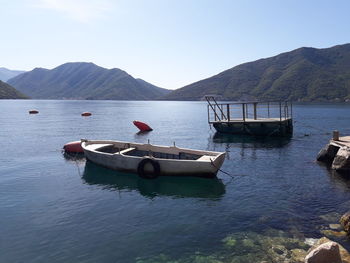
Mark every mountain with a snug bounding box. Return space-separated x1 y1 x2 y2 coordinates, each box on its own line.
164 43 350 102
0 80 28 99
7 62 170 100
0 67 26 82
135 78 166 95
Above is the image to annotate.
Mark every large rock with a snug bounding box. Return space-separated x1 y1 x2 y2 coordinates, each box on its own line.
305 241 341 263
305 237 350 263
332 147 350 172
340 211 350 233
317 144 340 163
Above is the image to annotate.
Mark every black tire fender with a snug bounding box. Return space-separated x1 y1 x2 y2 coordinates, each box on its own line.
137 158 160 179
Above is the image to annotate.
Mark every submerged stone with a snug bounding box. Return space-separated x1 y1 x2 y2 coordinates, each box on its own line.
321 229 347 237
304 238 319 247
319 212 341 223
329 224 342 230
222 236 237 248
242 238 257 249
291 248 307 262
340 211 350 234
191 255 223 263
222 230 310 263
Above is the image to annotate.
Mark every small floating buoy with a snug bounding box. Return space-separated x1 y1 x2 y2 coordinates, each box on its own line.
29 110 39 114
81 112 92 117
63 141 84 153
133 120 153 132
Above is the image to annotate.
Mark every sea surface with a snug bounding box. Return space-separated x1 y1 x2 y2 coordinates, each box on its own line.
1 100 350 263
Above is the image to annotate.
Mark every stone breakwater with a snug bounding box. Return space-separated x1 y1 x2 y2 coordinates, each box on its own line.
317 132 350 173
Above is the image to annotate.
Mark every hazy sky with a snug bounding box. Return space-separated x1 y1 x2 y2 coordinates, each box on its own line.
1 0 349 89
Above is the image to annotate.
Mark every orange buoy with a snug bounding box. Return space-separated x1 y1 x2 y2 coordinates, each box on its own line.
63 141 84 153
81 112 92 117
133 120 153 132
29 110 39 114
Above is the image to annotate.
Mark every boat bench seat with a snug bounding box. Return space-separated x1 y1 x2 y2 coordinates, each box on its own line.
95 144 130 154
197 155 213 162
119 148 136 154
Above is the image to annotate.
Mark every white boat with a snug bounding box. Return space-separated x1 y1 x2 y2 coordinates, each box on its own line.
81 139 226 178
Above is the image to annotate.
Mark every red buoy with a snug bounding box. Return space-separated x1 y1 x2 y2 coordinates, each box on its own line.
63 141 84 153
133 120 153 132
29 110 39 114
81 112 92 117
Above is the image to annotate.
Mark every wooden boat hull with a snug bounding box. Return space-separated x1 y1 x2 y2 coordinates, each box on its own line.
81 140 226 178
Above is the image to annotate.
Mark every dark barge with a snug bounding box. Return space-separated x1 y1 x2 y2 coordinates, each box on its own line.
206 96 293 137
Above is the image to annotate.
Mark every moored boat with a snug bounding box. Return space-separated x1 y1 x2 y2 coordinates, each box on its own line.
81 139 226 178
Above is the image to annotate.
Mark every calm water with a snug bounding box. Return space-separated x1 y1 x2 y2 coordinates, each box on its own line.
1 100 350 263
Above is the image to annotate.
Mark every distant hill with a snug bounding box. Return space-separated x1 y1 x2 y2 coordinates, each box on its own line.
0 80 28 99
8 62 170 100
164 43 350 102
0 67 26 82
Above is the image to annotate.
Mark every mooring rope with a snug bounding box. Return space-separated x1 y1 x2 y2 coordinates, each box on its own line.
210 158 240 179
62 150 83 176
74 158 82 177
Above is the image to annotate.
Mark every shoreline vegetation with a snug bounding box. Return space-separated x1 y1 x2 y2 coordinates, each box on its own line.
0 80 28 99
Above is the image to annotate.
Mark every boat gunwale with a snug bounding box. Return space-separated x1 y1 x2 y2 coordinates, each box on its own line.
81 140 225 163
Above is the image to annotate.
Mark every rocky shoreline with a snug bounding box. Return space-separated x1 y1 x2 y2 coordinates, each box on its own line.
303 211 350 263
136 211 350 263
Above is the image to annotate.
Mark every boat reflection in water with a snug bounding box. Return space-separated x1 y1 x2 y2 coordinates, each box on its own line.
209 132 292 161
82 161 226 199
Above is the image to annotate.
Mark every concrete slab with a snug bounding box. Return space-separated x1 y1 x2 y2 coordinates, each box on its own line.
331 136 350 148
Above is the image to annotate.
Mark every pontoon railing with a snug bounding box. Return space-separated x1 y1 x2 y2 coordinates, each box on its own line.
205 96 293 124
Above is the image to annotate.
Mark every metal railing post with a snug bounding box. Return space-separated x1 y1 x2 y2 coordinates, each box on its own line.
226 104 230 121
253 102 257 120
221 104 224 120
214 105 217 121
242 103 246 122
245 104 248 119
207 105 210 123
279 102 282 121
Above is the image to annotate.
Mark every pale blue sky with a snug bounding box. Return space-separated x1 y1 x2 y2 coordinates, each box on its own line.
1 0 349 89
